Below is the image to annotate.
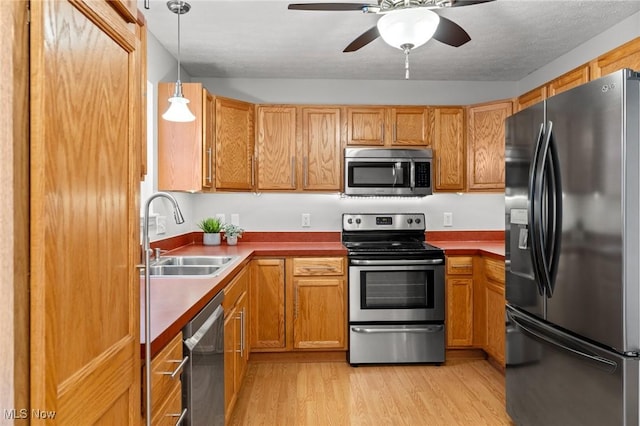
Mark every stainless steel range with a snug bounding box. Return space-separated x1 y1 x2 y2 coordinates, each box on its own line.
342 213 445 365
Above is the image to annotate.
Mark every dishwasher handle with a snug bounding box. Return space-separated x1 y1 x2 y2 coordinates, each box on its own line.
184 304 224 351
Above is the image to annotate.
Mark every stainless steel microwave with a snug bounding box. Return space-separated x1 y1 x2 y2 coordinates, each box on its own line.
344 148 433 196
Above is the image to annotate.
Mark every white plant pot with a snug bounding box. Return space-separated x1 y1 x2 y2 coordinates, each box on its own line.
203 233 221 246
226 236 238 246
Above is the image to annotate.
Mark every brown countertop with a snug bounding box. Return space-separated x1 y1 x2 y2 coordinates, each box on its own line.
429 240 505 259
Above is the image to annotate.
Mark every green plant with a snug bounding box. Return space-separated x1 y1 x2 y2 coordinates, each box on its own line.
222 223 244 239
197 217 222 233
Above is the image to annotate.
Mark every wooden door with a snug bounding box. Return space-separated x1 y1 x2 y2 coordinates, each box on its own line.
224 305 237 420
256 106 297 190
446 277 474 347
433 107 465 191
485 281 506 366
515 85 546 112
346 107 386 145
202 90 215 189
30 1 141 423
547 65 590 97
390 107 429 146
590 37 640 79
250 259 286 350
235 292 249 389
293 277 346 349
216 97 254 190
466 100 512 191
300 107 342 191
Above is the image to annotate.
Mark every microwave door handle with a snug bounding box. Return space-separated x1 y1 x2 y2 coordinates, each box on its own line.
410 160 415 191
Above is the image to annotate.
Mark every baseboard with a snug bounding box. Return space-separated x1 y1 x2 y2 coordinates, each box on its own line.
249 351 347 363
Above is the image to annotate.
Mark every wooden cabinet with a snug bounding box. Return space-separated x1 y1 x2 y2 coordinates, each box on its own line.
466 100 512 192
290 257 347 350
223 264 250 420
30 1 142 423
346 106 429 146
250 258 287 351
299 107 342 190
547 64 590 97
216 97 255 190
158 82 215 192
432 107 465 191
515 85 546 112
256 106 298 190
483 257 506 366
445 256 474 347
590 37 640 79
144 333 186 425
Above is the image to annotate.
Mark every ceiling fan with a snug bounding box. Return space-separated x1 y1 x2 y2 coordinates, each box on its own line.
288 0 495 78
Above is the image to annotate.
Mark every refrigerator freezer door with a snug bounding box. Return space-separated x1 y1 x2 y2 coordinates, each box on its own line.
544 69 640 353
506 305 639 426
505 102 545 319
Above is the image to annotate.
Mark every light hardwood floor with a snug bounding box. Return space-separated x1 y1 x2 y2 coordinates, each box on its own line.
229 358 514 426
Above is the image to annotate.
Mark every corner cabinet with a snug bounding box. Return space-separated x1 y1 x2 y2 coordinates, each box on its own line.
250 258 287 351
216 97 255 190
466 100 512 192
158 82 215 192
432 107 465 191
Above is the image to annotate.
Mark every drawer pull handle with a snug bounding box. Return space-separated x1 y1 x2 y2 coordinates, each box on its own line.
160 356 189 380
168 408 188 425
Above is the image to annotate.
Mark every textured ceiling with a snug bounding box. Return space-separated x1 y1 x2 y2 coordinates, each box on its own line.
139 0 640 81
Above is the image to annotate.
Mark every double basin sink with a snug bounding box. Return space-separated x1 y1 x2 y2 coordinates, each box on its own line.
144 255 238 277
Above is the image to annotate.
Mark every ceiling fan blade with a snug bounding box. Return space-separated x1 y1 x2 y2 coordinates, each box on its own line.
433 16 471 47
343 26 380 52
288 3 371 11
449 0 495 6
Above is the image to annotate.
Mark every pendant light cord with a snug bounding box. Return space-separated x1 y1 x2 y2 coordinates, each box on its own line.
177 2 182 83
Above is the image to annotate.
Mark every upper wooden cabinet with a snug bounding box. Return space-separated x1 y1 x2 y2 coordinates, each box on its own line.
590 37 640 79
546 64 590 97
300 107 342 191
515 85 546 112
432 107 465 191
216 97 255 190
466 100 512 192
346 106 429 146
157 82 215 192
256 106 298 190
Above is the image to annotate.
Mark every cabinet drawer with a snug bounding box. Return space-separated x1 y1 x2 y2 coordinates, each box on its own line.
446 256 473 275
149 333 185 414
152 380 184 426
224 267 249 310
292 257 344 276
484 257 505 284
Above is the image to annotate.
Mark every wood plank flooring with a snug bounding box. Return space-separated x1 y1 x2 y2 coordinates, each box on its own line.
229 358 514 426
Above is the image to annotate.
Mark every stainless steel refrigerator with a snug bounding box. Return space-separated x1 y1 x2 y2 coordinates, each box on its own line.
505 68 640 425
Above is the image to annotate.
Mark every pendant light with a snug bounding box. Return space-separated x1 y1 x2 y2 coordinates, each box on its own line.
377 8 440 79
162 0 196 122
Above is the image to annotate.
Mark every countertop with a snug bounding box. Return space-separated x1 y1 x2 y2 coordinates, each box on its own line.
141 234 504 358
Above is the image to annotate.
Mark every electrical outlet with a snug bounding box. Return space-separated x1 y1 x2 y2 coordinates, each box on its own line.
444 212 453 227
231 214 240 225
302 213 311 228
156 216 167 235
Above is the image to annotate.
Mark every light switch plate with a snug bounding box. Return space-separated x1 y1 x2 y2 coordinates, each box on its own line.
444 212 453 227
302 213 311 228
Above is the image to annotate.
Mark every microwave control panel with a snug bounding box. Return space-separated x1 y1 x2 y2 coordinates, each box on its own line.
415 162 431 187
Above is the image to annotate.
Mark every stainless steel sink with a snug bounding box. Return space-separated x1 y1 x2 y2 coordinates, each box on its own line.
143 255 238 277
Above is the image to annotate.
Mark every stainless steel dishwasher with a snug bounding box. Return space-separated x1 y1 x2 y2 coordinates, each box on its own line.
182 291 225 426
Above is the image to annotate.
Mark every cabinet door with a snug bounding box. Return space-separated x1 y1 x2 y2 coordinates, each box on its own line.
433 107 465 191
224 306 237 420
216 97 254 190
466 100 512 191
256 106 297 190
346 107 386 145
390 107 429 146
30 1 141 423
485 281 506 366
590 37 640 79
515 85 546 112
547 65 590 97
250 259 286 350
293 277 346 349
202 90 215 189
235 292 249 389
300 107 342 191
446 277 474 347
158 82 206 191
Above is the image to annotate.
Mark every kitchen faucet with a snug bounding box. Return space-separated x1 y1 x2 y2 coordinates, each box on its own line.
142 192 184 426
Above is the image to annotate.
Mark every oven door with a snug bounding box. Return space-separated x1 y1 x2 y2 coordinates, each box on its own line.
349 259 444 322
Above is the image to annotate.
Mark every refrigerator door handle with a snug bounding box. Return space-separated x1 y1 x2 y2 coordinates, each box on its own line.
528 122 547 297
507 307 617 374
543 121 563 295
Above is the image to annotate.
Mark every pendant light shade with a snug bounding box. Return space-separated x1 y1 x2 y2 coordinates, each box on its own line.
163 1 195 122
377 8 440 50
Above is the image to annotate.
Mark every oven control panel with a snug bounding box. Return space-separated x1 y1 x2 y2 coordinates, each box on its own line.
343 213 426 231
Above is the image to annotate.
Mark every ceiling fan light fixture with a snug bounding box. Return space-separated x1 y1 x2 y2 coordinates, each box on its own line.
377 8 440 50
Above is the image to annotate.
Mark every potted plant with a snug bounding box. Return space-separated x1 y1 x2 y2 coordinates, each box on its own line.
197 217 222 245
222 223 244 246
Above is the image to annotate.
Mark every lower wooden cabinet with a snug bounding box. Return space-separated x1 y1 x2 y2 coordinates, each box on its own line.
445 256 474 347
144 332 187 425
223 264 250 421
483 257 506 366
250 258 286 351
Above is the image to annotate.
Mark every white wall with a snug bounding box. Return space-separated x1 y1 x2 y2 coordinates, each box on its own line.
146 12 640 240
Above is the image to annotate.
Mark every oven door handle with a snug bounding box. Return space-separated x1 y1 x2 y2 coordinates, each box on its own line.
350 259 443 266
351 325 444 334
